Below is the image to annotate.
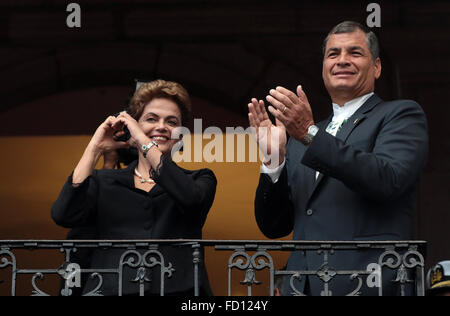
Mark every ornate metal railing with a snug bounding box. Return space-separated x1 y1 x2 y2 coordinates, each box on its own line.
0 240 426 296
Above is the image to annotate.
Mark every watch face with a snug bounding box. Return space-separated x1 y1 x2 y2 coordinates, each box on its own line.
309 125 319 135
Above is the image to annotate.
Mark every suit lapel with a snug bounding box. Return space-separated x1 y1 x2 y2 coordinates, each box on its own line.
306 94 383 201
310 168 324 199
335 94 383 142
306 118 331 194
113 160 137 188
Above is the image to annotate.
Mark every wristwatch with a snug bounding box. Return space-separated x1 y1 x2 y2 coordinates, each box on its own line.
141 140 159 158
301 124 319 146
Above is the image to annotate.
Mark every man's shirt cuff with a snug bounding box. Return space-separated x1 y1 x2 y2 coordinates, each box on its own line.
260 160 286 183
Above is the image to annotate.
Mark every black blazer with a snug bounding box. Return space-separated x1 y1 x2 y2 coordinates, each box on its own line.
255 95 429 295
51 156 217 296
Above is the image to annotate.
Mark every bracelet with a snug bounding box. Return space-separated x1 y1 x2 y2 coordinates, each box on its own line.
141 141 159 158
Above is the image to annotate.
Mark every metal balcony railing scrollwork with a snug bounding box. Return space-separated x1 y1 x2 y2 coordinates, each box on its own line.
0 240 426 296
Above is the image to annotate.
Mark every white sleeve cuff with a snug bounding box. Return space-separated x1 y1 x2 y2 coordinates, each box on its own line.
260 159 286 183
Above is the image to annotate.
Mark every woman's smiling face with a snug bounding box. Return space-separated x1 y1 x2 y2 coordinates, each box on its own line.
138 97 182 156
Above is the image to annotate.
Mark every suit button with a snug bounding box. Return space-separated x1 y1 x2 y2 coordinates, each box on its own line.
306 209 313 216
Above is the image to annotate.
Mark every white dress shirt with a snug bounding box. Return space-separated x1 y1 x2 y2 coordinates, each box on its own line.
261 92 374 183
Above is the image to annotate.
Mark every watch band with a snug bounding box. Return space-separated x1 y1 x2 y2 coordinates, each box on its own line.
141 141 159 158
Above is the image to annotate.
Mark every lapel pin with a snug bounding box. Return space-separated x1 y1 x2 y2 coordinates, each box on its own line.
353 118 359 125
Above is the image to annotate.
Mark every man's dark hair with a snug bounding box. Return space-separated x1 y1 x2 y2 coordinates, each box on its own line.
322 21 380 61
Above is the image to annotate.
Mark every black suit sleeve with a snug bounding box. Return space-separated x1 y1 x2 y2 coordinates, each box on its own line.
302 100 429 201
254 166 295 239
51 171 99 228
152 155 217 226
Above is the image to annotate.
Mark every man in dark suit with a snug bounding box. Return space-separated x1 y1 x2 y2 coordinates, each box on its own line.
248 21 429 296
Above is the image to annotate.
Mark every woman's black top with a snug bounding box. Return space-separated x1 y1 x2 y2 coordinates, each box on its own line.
51 156 217 296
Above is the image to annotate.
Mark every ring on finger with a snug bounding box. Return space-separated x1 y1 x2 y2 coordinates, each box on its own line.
282 106 287 114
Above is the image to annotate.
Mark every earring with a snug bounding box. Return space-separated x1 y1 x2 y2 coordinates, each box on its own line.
173 140 184 153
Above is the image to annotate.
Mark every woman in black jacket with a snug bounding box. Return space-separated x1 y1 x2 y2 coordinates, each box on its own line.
51 79 217 296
